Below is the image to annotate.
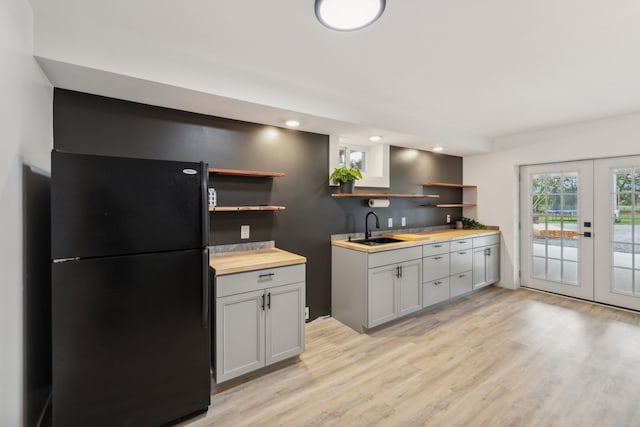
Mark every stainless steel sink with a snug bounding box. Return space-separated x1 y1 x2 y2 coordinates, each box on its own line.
351 237 404 246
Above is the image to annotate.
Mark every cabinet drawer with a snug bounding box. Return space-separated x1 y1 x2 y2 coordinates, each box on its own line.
450 250 472 275
368 246 422 269
422 277 450 308
216 264 305 297
450 238 472 251
423 242 450 257
473 234 500 248
450 271 473 298
423 253 450 282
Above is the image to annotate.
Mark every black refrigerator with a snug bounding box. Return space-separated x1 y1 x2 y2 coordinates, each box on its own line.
51 151 211 427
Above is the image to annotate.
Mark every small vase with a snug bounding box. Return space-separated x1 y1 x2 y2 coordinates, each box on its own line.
339 180 355 194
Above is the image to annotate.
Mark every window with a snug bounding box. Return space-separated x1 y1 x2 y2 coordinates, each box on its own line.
339 146 367 172
329 135 389 188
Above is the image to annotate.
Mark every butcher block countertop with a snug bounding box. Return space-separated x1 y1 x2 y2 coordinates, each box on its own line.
209 248 306 276
332 229 500 253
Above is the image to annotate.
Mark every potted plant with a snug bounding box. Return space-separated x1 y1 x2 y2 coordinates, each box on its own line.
330 166 363 193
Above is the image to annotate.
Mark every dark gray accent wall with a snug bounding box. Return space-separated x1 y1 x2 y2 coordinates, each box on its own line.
53 89 463 319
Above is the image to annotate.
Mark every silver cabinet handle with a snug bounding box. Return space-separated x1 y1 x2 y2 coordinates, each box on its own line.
459 274 466 278
459 252 467 255
259 272 275 280
457 241 467 244
434 281 442 285
434 256 442 260
434 245 442 248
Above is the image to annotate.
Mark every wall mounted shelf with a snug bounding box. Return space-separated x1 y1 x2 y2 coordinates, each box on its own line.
429 203 477 208
209 206 286 212
422 182 477 209
422 182 477 188
331 193 440 198
209 168 285 178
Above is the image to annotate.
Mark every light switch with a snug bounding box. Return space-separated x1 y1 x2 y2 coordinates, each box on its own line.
241 225 250 239
401 217 406 227
388 218 393 227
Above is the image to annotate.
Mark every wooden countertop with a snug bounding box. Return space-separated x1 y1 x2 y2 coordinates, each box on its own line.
209 248 306 276
332 229 500 253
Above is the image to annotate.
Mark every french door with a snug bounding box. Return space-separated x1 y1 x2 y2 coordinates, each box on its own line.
521 156 640 311
593 156 640 310
520 161 594 300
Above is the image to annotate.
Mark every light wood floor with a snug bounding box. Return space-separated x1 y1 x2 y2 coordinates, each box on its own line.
183 287 640 427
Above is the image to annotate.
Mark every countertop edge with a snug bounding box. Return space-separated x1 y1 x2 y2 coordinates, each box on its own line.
332 230 501 253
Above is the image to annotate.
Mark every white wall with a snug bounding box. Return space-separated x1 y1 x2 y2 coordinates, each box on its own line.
0 0 52 424
464 113 640 289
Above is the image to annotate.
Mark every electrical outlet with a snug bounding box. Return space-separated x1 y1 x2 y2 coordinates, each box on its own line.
241 225 250 239
305 307 310 320
401 217 406 226
388 217 393 227
446 214 451 223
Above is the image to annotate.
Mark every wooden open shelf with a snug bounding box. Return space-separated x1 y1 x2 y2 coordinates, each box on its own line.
332 193 440 198
209 206 286 212
430 203 477 208
422 182 477 188
209 168 285 178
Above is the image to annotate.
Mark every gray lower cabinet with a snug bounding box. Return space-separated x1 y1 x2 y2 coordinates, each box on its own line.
332 245 422 332
472 234 500 289
215 264 305 383
368 258 422 328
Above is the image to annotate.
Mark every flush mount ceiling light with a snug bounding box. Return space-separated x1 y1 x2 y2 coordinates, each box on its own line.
315 0 386 31
433 146 444 152
369 135 382 142
285 119 300 127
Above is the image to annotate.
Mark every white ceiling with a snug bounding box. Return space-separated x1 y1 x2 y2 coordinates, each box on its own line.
29 0 640 155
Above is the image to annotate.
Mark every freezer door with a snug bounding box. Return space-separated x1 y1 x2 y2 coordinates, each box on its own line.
52 250 210 427
52 151 207 259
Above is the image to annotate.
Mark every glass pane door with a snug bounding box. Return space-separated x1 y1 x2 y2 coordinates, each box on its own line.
594 157 640 310
521 161 594 300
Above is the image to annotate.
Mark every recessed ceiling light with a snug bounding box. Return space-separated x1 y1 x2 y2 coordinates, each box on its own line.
369 135 382 142
285 120 300 127
315 0 386 32
433 146 444 152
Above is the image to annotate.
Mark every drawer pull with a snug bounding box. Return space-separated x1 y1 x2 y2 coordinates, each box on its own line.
434 281 442 285
459 274 466 278
457 241 467 244
434 245 442 248
434 256 442 260
259 273 275 280
459 252 467 255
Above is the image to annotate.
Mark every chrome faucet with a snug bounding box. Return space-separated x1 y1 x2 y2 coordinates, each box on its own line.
365 211 380 240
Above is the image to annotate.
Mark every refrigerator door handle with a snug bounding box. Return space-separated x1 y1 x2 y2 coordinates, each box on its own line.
202 248 210 329
201 162 210 247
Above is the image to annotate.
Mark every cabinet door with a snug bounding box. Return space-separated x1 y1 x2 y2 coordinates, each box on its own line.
215 290 265 383
473 247 487 288
368 265 397 328
265 282 306 366
397 259 422 317
484 244 500 287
